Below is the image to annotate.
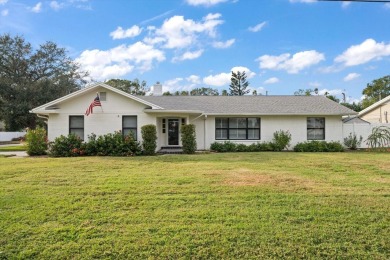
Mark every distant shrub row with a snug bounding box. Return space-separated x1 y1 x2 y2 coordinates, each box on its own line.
293 141 344 152
211 140 344 153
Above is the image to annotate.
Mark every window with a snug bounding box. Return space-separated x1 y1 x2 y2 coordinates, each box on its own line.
162 119 166 133
215 117 260 140
99 92 107 101
69 116 84 140
123 116 137 139
307 117 325 140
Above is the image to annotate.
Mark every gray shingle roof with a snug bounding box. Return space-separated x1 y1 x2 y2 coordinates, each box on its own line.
139 95 357 115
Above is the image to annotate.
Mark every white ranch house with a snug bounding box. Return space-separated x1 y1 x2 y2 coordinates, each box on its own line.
31 83 357 151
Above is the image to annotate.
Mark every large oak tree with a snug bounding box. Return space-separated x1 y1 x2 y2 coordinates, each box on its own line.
0 34 87 130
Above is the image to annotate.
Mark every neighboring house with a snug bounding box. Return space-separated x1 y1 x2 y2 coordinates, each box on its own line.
31 83 357 150
358 95 390 124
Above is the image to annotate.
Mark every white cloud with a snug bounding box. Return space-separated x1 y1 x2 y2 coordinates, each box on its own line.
1 9 8 16
264 77 279 84
31 2 42 13
257 50 325 74
212 39 235 49
385 3 390 9
50 1 64 10
151 13 224 49
76 42 165 81
335 39 390 67
248 21 267 32
344 73 360 82
318 88 343 96
172 49 204 62
110 25 143 40
203 66 255 86
186 0 228 7
186 75 201 84
0 0 8 5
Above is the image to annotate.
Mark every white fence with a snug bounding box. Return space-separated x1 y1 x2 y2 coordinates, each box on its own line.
343 123 390 148
0 132 26 142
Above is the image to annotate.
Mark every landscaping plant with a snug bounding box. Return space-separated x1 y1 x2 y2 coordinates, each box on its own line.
25 127 48 155
366 126 390 150
272 130 292 151
343 132 363 150
181 124 197 154
141 124 157 155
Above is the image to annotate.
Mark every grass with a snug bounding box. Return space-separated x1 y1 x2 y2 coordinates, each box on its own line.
0 145 26 152
0 152 389 259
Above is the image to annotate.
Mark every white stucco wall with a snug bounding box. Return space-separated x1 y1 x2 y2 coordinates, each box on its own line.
202 115 343 149
47 87 156 142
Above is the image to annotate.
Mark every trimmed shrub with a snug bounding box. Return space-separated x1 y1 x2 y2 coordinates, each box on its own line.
92 131 141 156
25 127 47 156
210 141 274 153
344 132 363 150
294 141 344 152
272 130 292 151
141 124 157 155
181 124 197 154
49 134 84 157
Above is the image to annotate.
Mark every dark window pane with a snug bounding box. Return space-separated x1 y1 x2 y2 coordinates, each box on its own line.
229 129 246 139
216 118 228 128
248 118 260 128
123 116 137 128
216 129 228 140
307 129 324 140
248 129 260 139
70 116 84 128
229 118 246 128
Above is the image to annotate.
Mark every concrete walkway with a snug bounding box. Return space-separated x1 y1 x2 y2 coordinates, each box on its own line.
0 143 28 157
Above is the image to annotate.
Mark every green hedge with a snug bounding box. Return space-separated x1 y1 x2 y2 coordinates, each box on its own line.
293 141 344 152
181 124 197 154
210 141 274 153
141 124 157 155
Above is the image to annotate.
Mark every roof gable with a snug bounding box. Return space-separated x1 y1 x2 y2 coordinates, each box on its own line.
31 83 162 114
358 95 390 117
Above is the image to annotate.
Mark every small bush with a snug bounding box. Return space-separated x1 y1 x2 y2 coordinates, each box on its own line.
344 132 363 150
294 141 344 152
236 143 248 152
272 130 292 151
210 141 236 152
181 124 197 154
141 124 157 155
25 127 47 155
49 134 84 157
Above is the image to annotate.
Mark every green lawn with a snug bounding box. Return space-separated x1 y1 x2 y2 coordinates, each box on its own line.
0 145 26 152
0 152 389 259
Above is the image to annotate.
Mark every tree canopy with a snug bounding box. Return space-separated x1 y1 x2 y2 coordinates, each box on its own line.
105 78 147 96
229 71 250 96
0 34 87 131
361 75 390 109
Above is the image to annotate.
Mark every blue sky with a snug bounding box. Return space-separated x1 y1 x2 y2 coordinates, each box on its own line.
1 0 390 101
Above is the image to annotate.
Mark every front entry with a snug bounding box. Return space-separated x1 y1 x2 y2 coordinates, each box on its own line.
168 119 179 145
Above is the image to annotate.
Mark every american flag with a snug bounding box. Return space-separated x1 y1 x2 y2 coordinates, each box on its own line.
85 94 102 116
